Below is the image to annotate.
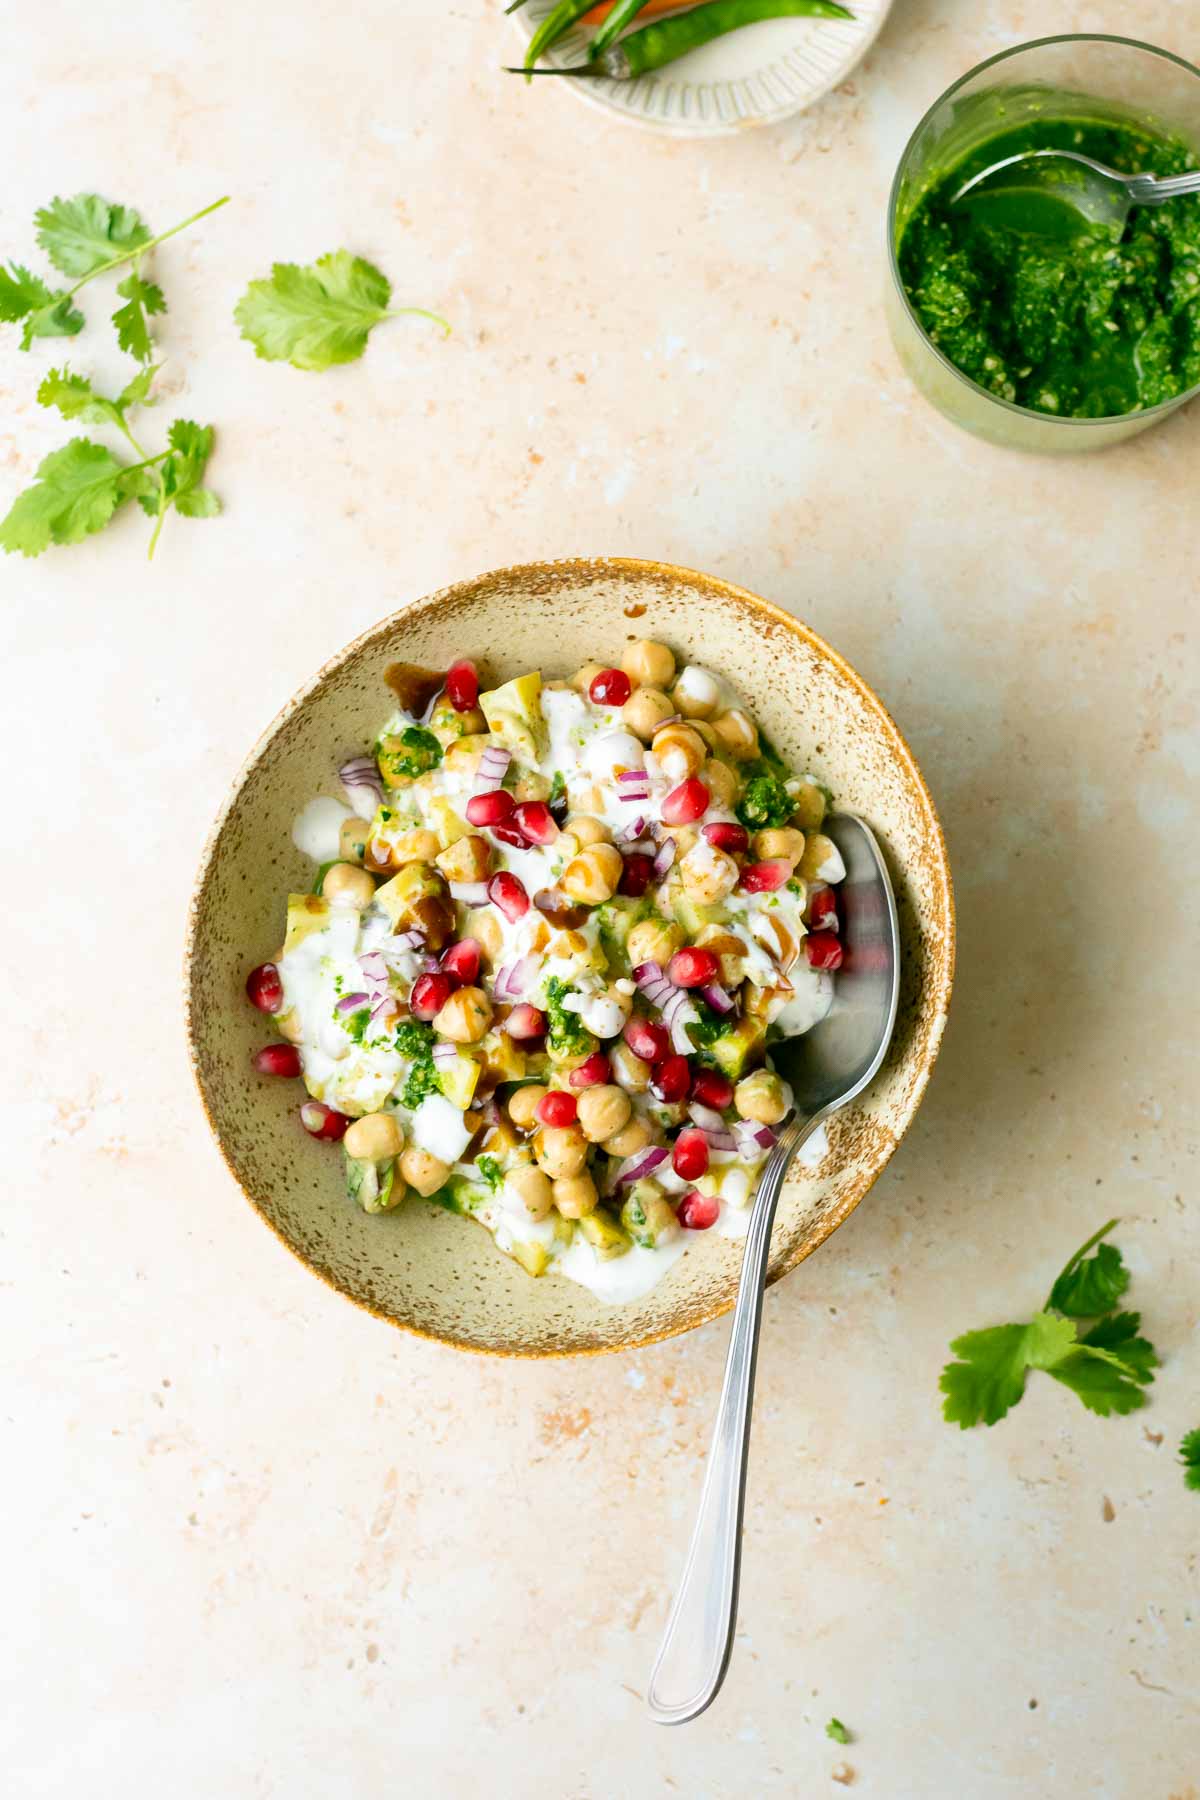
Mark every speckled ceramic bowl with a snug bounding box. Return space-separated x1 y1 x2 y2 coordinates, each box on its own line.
186 558 954 1356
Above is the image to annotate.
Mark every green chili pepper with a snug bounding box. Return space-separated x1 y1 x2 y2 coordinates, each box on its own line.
589 0 651 58
511 0 852 79
523 0 598 75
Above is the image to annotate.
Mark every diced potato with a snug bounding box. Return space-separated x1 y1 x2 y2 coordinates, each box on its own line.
283 893 331 954
438 1052 480 1111
578 1207 632 1259
478 671 545 760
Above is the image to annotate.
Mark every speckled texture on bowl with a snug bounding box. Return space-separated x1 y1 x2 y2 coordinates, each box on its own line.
185 558 954 1355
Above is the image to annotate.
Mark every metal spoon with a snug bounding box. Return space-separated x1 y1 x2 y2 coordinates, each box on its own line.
648 813 901 1725
952 149 1200 239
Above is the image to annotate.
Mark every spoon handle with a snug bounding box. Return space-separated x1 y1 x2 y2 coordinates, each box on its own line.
647 1108 825 1725
1130 169 1200 202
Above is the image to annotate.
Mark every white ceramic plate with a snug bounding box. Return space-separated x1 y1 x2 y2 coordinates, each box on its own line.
510 0 892 136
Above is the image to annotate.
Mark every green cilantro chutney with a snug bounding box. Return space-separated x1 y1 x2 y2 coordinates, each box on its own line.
898 118 1200 418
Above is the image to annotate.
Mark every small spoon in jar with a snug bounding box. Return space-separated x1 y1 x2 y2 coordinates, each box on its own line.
952 149 1200 240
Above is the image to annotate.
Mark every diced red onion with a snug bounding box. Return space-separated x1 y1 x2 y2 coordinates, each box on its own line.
655 714 682 730
336 991 369 1013
475 746 512 794
735 1120 778 1153
699 981 734 1015
634 961 675 1010
432 1041 460 1068
688 1101 726 1133
369 993 396 1023
616 768 647 786
703 1128 739 1154
670 1012 697 1054
652 837 676 879
449 881 490 906
387 929 425 952
616 1144 669 1186
619 815 646 842
358 953 389 981
338 756 383 807
494 954 539 1000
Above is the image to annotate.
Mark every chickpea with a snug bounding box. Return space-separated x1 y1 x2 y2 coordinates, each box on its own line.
398 828 441 865
512 770 551 802
577 1084 632 1144
399 1146 451 1197
535 1124 590 1179
506 1162 554 1221
797 832 845 883
553 1172 599 1220
275 1008 304 1045
602 1115 654 1159
442 734 492 775
575 986 632 1039
671 664 721 720
703 757 740 809
651 722 707 782
565 814 610 848
711 708 759 760
609 1041 652 1094
691 720 721 750
572 662 605 695
344 1111 405 1162
436 833 493 883
743 983 790 1022
621 638 676 689
432 985 493 1043
627 918 682 969
622 687 676 742
696 927 748 987
322 863 377 910
560 842 623 905
507 1084 547 1130
734 1069 790 1125
790 780 827 831
464 907 504 965
752 827 806 869
679 841 740 903
338 815 370 864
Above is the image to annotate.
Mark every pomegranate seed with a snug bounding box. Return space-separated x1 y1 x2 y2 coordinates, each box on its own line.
466 789 515 828
690 1067 734 1111
411 971 456 1019
299 1101 350 1142
651 1054 691 1103
537 1089 578 1128
246 962 283 1013
446 658 480 712
512 801 558 845
488 871 529 922
668 946 720 988
490 820 530 849
569 1051 611 1089
741 858 791 893
623 1016 670 1064
504 1003 546 1040
672 1128 710 1181
618 852 655 897
677 1188 720 1230
807 884 839 931
661 777 710 826
253 1043 301 1078
589 667 631 707
441 938 482 984
805 930 844 971
702 821 749 855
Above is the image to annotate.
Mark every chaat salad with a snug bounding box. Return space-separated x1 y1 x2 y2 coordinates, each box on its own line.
244 638 846 1304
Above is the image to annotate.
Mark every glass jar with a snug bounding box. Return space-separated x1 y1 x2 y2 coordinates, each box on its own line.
886 34 1200 452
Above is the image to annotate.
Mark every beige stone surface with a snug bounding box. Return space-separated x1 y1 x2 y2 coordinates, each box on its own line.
3 1 1198 1794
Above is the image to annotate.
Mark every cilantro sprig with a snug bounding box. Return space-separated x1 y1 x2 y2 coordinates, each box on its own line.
1180 1429 1200 1493
234 249 448 371
1 193 226 561
826 1719 851 1745
940 1221 1160 1429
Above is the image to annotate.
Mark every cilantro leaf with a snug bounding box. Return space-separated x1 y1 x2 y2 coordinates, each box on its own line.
940 1312 1079 1429
36 366 125 430
1180 1429 1200 1493
234 249 448 371
476 1154 504 1190
826 1719 850 1745
161 419 219 516
34 194 150 278
1048 1221 1130 1317
1046 1349 1150 1418
0 437 133 558
112 271 166 362
736 766 795 831
1079 1311 1159 1384
0 263 84 348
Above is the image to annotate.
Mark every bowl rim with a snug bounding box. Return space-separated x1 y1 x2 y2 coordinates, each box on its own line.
184 556 956 1357
886 32 1200 432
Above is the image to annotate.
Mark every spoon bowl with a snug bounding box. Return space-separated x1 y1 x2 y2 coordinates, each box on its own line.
648 813 901 1724
952 147 1200 241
